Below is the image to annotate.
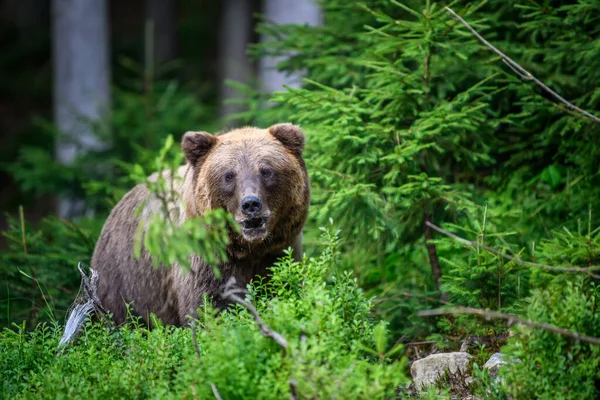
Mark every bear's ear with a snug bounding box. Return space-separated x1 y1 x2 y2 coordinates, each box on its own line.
268 123 305 155
181 131 218 165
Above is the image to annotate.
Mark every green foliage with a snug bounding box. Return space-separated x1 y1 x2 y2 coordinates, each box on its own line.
247 0 515 306
245 0 600 396
0 228 408 399
500 279 600 399
432 208 530 338
130 135 237 275
2 0 600 397
495 220 600 399
0 208 97 328
249 0 600 293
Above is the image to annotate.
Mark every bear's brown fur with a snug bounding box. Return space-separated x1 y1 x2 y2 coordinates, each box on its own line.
91 124 310 326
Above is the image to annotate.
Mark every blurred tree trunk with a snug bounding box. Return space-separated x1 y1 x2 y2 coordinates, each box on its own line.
52 0 110 218
146 0 176 66
218 0 253 123
259 0 321 93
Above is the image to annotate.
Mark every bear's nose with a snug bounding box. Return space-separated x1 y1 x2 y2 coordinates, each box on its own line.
241 196 262 216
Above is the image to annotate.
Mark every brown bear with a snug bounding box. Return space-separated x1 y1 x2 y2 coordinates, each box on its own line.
91 124 310 326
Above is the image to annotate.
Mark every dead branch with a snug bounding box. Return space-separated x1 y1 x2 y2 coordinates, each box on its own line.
425 221 600 279
405 341 437 346
289 379 299 400
221 277 288 352
445 6 600 124
211 384 223 400
424 214 444 295
77 263 110 316
374 291 453 309
418 306 600 346
58 263 113 348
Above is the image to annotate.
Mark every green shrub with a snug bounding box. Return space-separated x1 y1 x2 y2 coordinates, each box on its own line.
500 279 600 400
0 209 97 328
0 226 408 399
3 0 600 397
497 220 600 399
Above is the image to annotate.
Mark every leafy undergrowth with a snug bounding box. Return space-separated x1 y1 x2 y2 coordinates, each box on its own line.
0 227 408 399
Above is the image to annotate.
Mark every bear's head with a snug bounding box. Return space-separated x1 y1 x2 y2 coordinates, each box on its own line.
181 124 310 254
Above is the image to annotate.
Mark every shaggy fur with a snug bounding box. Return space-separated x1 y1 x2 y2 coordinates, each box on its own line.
92 124 310 325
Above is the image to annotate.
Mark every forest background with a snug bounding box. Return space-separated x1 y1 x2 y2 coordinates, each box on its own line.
1 0 599 398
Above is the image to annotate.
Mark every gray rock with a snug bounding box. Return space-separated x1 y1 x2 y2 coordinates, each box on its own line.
483 352 516 380
411 352 472 390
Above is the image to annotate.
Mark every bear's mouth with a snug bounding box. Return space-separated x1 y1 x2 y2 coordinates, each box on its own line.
240 217 268 241
241 217 266 230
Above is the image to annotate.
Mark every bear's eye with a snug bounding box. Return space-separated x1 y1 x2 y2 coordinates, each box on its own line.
224 172 235 182
260 168 273 179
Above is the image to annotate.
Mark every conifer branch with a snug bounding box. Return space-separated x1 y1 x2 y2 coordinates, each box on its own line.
418 307 600 346
425 221 600 279
445 6 600 124
221 277 289 352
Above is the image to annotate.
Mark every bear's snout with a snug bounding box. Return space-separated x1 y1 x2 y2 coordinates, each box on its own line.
241 195 262 216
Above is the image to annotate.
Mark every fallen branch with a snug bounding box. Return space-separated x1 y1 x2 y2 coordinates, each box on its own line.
211 384 223 400
418 307 600 346
58 263 112 348
445 6 600 124
221 277 288 352
425 221 600 279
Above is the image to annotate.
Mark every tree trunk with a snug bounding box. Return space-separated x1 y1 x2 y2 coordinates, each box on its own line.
145 0 176 66
424 213 448 302
52 0 110 218
259 0 322 93
218 0 253 122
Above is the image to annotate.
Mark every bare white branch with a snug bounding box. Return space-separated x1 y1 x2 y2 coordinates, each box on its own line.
445 6 600 124
425 221 600 279
419 307 600 346
221 277 288 352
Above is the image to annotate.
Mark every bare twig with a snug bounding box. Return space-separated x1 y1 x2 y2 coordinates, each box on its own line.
211 384 223 400
425 221 600 279
289 379 299 400
405 340 437 346
221 277 288 352
445 6 600 124
374 291 453 305
424 214 449 302
418 307 600 346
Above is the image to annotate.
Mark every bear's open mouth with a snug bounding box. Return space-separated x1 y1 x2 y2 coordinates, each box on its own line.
241 217 266 230
240 217 268 241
